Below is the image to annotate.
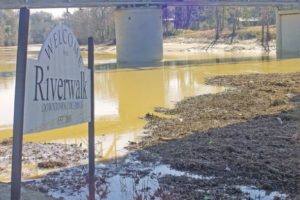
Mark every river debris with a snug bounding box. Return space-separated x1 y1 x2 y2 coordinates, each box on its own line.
0 142 88 179
0 137 12 145
25 153 181 200
38 160 68 169
292 133 300 142
138 73 300 199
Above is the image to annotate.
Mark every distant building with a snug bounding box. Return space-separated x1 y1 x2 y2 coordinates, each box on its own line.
238 17 260 26
163 18 175 35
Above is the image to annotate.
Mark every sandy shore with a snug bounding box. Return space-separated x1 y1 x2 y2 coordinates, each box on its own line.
164 38 276 54
94 38 275 55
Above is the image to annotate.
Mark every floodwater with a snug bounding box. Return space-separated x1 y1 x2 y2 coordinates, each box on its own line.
26 153 286 200
1 45 300 165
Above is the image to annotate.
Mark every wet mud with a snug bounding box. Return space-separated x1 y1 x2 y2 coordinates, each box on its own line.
135 73 300 199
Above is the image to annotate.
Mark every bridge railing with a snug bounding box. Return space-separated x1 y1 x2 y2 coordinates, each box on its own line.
0 0 299 9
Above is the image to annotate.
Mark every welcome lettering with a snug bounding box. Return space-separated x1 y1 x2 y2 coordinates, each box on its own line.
34 65 88 101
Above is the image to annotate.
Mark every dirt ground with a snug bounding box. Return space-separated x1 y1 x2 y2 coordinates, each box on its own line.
94 38 275 55
131 73 300 199
163 38 276 54
163 26 276 54
94 27 276 56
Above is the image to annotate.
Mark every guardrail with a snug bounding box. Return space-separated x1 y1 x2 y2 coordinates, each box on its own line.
0 0 299 9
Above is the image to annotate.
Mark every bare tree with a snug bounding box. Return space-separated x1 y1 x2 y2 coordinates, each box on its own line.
184 6 193 29
215 6 221 40
205 6 222 51
221 6 225 32
230 8 238 44
266 9 271 52
261 8 271 52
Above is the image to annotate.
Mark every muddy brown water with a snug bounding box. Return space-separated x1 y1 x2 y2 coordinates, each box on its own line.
1 45 300 181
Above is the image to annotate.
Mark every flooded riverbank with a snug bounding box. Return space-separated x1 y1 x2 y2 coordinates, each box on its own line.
1 43 300 180
1 42 300 199
137 72 300 199
25 151 288 200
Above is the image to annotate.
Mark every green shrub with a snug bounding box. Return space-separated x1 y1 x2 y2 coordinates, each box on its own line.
173 29 194 36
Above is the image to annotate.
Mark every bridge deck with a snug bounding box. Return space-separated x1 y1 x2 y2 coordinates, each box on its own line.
0 0 299 9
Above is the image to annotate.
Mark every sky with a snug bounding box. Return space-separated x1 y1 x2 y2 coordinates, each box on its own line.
31 8 77 18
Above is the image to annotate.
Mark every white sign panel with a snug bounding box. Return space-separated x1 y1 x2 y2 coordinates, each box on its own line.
24 24 91 134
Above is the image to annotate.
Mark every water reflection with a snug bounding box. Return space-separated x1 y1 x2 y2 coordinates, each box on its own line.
0 61 225 173
96 53 275 70
26 153 285 200
0 77 14 130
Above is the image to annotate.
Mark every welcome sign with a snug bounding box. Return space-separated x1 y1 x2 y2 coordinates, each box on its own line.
23 23 91 133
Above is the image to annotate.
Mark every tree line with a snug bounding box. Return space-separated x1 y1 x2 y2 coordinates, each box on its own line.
0 6 275 46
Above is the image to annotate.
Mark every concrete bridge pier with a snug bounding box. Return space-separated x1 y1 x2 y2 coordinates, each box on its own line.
277 9 300 58
114 7 163 66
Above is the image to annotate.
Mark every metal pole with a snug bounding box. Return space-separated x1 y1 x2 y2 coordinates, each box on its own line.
88 37 95 200
11 7 30 200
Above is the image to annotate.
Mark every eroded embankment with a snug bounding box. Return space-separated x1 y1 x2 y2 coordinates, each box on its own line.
135 73 300 199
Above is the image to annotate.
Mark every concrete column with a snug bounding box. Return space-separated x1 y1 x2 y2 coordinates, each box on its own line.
114 7 163 66
277 10 300 58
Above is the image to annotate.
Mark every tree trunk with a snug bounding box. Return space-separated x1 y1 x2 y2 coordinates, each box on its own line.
175 7 183 29
221 6 225 32
230 9 238 44
215 7 220 40
261 8 269 52
266 10 270 52
184 6 192 29
162 6 169 36
261 23 265 48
